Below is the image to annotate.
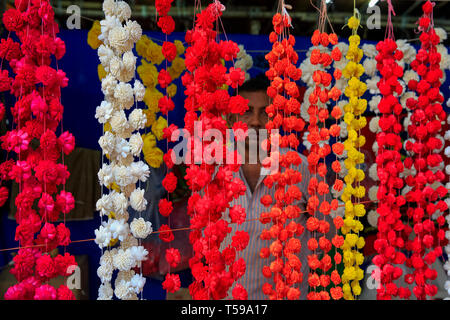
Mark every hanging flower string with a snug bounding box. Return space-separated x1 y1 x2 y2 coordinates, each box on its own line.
151 0 184 294
372 0 411 300
94 0 151 300
260 2 306 300
305 0 344 301
340 12 367 300
1 0 77 300
403 0 447 300
182 1 249 300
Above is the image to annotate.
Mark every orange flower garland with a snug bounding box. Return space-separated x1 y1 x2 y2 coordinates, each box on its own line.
305 0 344 301
260 7 306 300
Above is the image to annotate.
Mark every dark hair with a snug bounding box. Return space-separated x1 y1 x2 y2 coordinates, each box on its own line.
236 73 270 94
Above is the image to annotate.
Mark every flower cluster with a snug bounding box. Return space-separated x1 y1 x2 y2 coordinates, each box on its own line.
135 33 185 169
94 0 151 300
403 0 447 300
182 2 249 300
372 29 411 300
259 10 306 300
304 21 344 299
1 0 77 300
340 15 367 300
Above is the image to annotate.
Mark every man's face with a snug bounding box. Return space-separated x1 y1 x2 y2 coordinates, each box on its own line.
230 90 269 142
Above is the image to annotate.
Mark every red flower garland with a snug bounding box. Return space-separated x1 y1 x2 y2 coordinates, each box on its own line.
182 2 249 300
259 10 307 300
403 0 447 300
372 3 410 299
153 0 184 293
1 0 76 300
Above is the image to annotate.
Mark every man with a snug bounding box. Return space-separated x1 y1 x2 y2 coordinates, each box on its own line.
223 74 333 300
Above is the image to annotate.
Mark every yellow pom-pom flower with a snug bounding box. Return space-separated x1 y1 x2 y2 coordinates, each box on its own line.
174 40 185 55
168 57 186 80
87 20 102 50
143 88 163 113
152 116 168 141
167 84 177 98
98 64 107 81
347 16 360 30
143 109 157 127
138 60 159 89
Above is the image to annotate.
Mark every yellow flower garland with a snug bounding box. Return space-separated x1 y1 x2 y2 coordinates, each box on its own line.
341 14 367 300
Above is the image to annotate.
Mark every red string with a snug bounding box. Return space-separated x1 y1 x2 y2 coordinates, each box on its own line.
382 0 396 40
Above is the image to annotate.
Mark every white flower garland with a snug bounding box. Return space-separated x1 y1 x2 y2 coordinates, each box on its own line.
94 0 151 300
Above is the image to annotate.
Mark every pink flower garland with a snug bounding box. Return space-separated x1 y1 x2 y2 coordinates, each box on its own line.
403 0 447 300
0 0 76 300
182 2 249 300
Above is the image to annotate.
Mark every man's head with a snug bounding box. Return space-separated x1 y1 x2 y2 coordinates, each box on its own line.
227 74 270 148
226 74 270 164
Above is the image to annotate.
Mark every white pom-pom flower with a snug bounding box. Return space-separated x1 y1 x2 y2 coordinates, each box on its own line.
369 116 380 134
98 282 114 300
128 109 147 131
109 219 130 242
368 186 378 201
367 210 379 228
130 217 153 239
113 249 135 271
133 80 145 102
116 1 132 22
96 101 114 124
129 188 147 212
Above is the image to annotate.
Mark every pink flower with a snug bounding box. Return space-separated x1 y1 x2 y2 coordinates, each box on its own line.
56 223 71 246
56 190 75 214
4 284 26 300
39 222 56 241
10 247 40 282
30 93 48 119
0 186 8 207
36 254 56 279
38 193 55 216
34 284 57 300
1 129 30 153
58 131 75 155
